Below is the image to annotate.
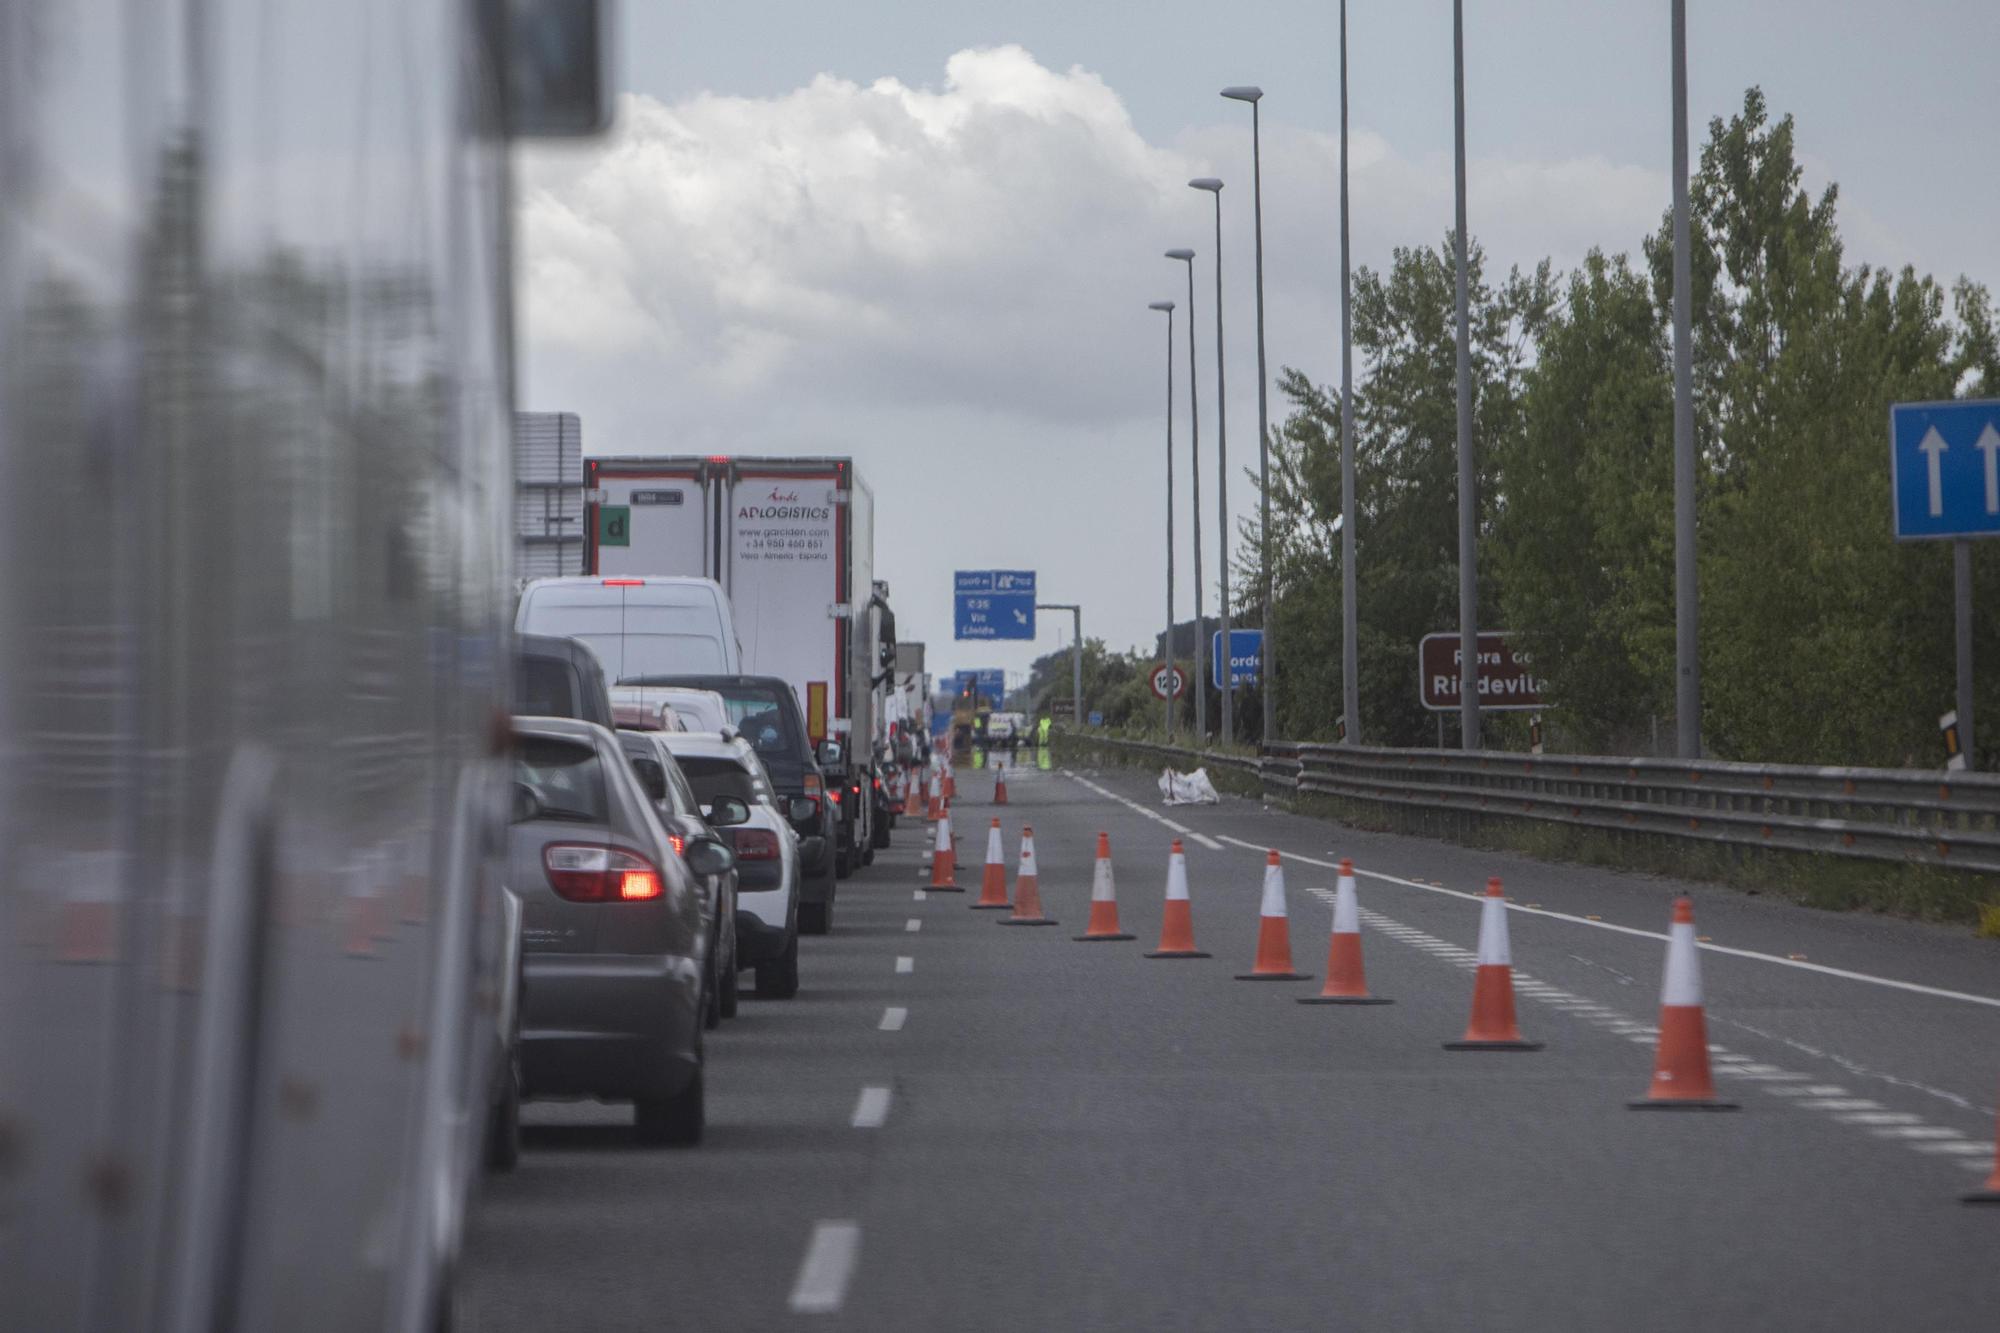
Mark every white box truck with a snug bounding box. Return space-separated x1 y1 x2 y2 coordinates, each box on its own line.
584 456 894 873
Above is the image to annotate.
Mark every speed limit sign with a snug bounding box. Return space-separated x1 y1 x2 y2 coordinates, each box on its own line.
1149 663 1187 700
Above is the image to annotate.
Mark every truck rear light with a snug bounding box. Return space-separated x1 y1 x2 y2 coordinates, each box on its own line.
602 578 644 586
543 845 664 902
732 829 781 861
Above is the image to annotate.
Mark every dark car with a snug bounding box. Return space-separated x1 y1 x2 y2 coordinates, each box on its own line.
514 632 616 727
618 728 741 1027
622 674 837 933
508 717 740 1145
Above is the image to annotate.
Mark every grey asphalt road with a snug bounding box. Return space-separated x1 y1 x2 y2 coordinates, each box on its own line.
458 758 2000 1332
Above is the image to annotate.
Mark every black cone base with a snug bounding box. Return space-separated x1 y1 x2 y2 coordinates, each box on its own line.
1627 1098 1740 1111
1144 950 1212 959
1298 995 1394 1005
1443 1039 1545 1051
1234 972 1311 982
968 903 1012 911
1073 932 1136 942
924 884 966 893
1961 1189 2000 1205
999 917 1059 927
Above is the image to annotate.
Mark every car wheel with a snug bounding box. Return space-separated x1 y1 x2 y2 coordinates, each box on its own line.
835 837 853 879
634 1064 704 1147
719 955 740 1018
872 811 892 850
798 897 831 936
483 1055 521 1173
756 931 800 998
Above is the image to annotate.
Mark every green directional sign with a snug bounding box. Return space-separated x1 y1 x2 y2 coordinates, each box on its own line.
597 504 630 547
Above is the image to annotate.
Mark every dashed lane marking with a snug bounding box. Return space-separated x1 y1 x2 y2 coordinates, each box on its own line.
1062 771 1225 850
851 1086 892 1128
878 1007 908 1032
788 1221 861 1315
895 956 914 974
1219 835 2000 1011
904 918 922 933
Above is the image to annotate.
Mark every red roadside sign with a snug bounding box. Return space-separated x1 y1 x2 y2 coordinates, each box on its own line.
1419 632 1546 712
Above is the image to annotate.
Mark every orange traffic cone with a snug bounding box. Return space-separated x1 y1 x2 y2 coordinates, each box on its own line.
904 771 924 818
928 809 962 891
1964 1101 2000 1204
993 761 1008 806
1444 878 1542 1050
1145 839 1210 959
1299 859 1392 1005
999 826 1057 926
1235 851 1310 980
1074 833 1135 941
972 818 1011 909
1630 897 1737 1109
926 769 943 821
943 765 956 801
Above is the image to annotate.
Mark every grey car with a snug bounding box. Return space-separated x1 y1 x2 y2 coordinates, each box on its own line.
509 717 741 1145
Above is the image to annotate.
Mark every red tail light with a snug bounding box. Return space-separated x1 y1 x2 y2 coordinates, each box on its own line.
543 844 664 902
668 833 686 856
732 828 781 862
872 776 883 791
828 789 841 806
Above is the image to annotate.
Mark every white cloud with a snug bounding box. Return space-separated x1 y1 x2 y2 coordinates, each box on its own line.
516 46 1672 677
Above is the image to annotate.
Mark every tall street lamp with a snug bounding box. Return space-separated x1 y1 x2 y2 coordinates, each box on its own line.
1338 0 1360 745
1188 176 1234 746
1451 0 1480 750
1148 299 1177 738
1221 84 1275 746
1670 0 1701 758
1165 247 1207 743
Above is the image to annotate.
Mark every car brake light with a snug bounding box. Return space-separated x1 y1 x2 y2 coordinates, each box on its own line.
668 833 686 856
543 844 664 902
733 828 781 861
828 789 841 806
872 776 883 790
602 578 644 586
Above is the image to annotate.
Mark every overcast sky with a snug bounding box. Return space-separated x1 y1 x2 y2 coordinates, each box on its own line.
516 1 2000 691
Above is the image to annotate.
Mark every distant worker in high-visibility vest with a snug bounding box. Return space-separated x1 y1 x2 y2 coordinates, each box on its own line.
1037 715 1052 745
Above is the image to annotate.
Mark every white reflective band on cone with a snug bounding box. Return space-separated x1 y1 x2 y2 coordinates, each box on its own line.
1660 920 1703 1006
1476 894 1512 966
1333 874 1360 935
1164 852 1190 901
1018 838 1038 876
1091 855 1116 902
1259 861 1289 918
932 818 949 854
985 826 1002 860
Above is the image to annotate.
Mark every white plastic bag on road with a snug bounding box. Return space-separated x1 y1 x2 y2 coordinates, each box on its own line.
1159 767 1220 805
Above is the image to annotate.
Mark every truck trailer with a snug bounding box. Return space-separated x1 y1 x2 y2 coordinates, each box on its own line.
584 456 894 875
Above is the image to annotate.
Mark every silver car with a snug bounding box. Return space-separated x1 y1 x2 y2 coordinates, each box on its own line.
509 718 739 1144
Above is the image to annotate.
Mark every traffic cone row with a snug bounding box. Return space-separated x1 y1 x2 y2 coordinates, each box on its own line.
1074 833 1134 942
1144 840 1209 959
972 819 1011 910
999 826 1056 926
1299 860 1391 1005
928 809 962 892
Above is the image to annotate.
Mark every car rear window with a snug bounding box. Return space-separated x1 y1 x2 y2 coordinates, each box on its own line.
674 755 761 808
513 736 608 822
710 686 799 759
515 655 579 718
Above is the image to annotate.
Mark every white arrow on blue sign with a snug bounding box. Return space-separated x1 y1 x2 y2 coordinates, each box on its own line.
1890 400 2000 540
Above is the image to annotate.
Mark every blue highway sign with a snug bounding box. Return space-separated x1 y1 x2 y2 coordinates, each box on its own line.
1890 399 2000 541
1211 629 1263 688
954 570 1037 639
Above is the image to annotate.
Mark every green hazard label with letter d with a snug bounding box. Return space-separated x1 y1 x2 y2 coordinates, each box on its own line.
598 505 630 546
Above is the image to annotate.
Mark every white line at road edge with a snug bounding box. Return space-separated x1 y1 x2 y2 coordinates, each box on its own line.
789 1221 861 1314
879 1006 908 1032
851 1086 892 1128
1216 834 2000 1011
1063 771 1225 849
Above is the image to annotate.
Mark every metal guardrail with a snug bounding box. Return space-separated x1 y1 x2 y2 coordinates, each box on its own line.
1064 733 2000 875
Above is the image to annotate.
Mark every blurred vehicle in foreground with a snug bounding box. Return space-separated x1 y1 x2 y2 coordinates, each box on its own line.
0 3 608 1327
517 632 618 729
510 719 734 1146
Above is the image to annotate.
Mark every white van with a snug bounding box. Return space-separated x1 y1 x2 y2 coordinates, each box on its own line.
516 576 742 687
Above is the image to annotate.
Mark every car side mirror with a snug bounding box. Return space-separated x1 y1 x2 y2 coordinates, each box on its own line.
787 795 817 824
705 796 752 827
510 782 544 823
684 837 736 877
816 740 844 769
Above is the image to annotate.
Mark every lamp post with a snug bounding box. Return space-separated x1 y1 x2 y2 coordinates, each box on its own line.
1148 299 1177 738
1670 0 1701 758
1164 247 1206 743
1188 176 1233 746
1339 0 1360 745
1037 603 1083 727
1451 0 1480 751
1221 85 1274 746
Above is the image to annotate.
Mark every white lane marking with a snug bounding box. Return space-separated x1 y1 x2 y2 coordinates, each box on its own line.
904 918 922 933
1063 771 1225 849
1298 886 1992 1181
895 956 914 974
1219 835 2000 1011
1797 1099 1882 1111
1710 1014 1994 1118
1915 1141 1994 1155
789 1221 862 1315
851 1086 892 1128
879 1006 908 1032
914 889 928 901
